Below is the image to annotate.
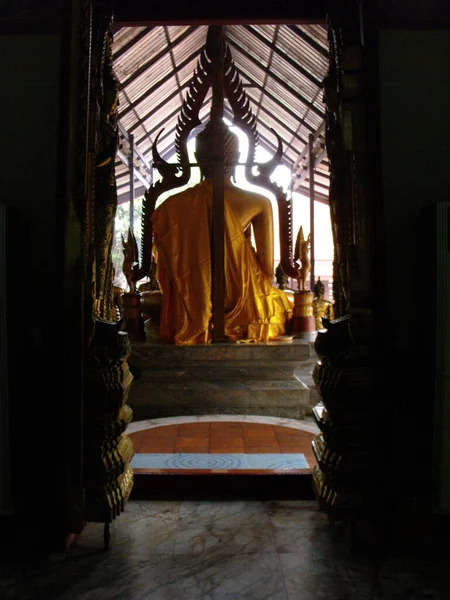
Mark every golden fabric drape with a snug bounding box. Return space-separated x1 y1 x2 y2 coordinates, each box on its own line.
152 179 293 345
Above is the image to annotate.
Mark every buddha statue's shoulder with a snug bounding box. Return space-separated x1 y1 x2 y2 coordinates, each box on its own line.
154 181 209 214
225 182 271 205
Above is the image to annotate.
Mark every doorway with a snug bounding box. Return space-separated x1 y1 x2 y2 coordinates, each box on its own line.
110 22 331 496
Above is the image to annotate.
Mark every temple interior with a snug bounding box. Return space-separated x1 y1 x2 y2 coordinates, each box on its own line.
1 1 450 598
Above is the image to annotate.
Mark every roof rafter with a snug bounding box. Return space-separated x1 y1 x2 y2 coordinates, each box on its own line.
233 69 315 136
287 24 329 58
113 26 154 61
227 37 325 121
253 24 279 123
243 24 324 88
118 52 200 122
118 28 198 118
113 24 330 201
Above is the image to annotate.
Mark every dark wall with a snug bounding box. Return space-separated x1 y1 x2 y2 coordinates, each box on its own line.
0 33 66 551
0 33 62 322
378 29 450 351
378 29 450 504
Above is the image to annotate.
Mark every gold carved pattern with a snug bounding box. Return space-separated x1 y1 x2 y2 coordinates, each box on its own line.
84 320 135 528
83 7 120 340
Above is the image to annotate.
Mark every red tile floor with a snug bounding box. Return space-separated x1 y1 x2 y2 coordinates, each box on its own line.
128 421 317 475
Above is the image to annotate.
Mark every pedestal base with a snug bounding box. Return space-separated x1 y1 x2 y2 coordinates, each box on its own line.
128 340 316 420
291 291 316 338
295 329 318 343
122 293 145 341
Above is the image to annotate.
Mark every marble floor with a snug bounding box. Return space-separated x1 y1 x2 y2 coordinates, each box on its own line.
2 499 450 600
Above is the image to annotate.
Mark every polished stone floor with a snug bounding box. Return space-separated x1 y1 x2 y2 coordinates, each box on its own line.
2 499 449 600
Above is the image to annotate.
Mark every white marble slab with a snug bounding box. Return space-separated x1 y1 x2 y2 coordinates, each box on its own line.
126 414 320 434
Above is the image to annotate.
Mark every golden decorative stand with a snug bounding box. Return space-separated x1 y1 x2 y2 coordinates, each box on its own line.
291 290 316 339
121 292 145 341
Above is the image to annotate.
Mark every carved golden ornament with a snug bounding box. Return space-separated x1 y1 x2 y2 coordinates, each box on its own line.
312 278 334 330
294 225 311 291
293 290 314 318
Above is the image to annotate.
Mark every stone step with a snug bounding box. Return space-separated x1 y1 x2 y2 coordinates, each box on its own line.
128 376 310 421
137 366 304 380
129 340 311 366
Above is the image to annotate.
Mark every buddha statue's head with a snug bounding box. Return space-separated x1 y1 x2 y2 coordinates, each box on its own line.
195 121 239 179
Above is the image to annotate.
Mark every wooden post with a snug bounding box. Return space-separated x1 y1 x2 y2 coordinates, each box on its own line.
209 26 225 343
128 132 135 229
308 133 315 291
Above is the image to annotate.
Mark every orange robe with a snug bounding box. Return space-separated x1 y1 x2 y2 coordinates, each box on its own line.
151 179 293 345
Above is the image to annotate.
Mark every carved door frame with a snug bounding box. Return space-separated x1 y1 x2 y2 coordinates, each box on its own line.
65 0 386 530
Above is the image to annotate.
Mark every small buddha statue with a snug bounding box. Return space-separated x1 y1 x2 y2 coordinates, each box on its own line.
312 277 334 331
275 262 289 290
150 120 293 345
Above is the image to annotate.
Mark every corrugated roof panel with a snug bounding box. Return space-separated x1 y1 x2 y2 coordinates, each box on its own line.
135 84 189 138
239 23 276 44
113 24 330 201
270 54 319 102
167 24 197 42
257 111 298 149
227 48 266 87
114 28 166 83
117 89 131 116
171 26 206 65
117 112 135 136
278 27 328 82
226 26 272 66
264 76 311 119
257 96 306 142
175 57 205 92
300 24 329 52
113 26 147 56
123 53 174 106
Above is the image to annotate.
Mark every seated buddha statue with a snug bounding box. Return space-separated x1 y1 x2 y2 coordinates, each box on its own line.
150 121 293 345
312 277 334 331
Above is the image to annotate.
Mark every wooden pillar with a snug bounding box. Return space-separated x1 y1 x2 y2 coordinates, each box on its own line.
308 133 315 290
209 26 225 342
128 132 135 229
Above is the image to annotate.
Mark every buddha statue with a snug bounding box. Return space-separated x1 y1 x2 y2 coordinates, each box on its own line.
312 277 334 330
150 121 293 345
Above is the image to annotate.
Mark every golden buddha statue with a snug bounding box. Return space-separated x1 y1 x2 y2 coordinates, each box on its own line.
312 277 334 330
122 28 301 343
150 121 293 345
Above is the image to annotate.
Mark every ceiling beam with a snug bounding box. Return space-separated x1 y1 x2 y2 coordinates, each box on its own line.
253 24 279 123
292 119 325 173
112 0 328 25
164 26 185 109
117 149 151 189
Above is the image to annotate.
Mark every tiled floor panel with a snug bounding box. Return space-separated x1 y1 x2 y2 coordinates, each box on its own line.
128 421 317 474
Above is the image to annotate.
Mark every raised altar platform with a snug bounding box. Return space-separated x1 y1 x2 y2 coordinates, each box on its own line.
127 340 316 421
